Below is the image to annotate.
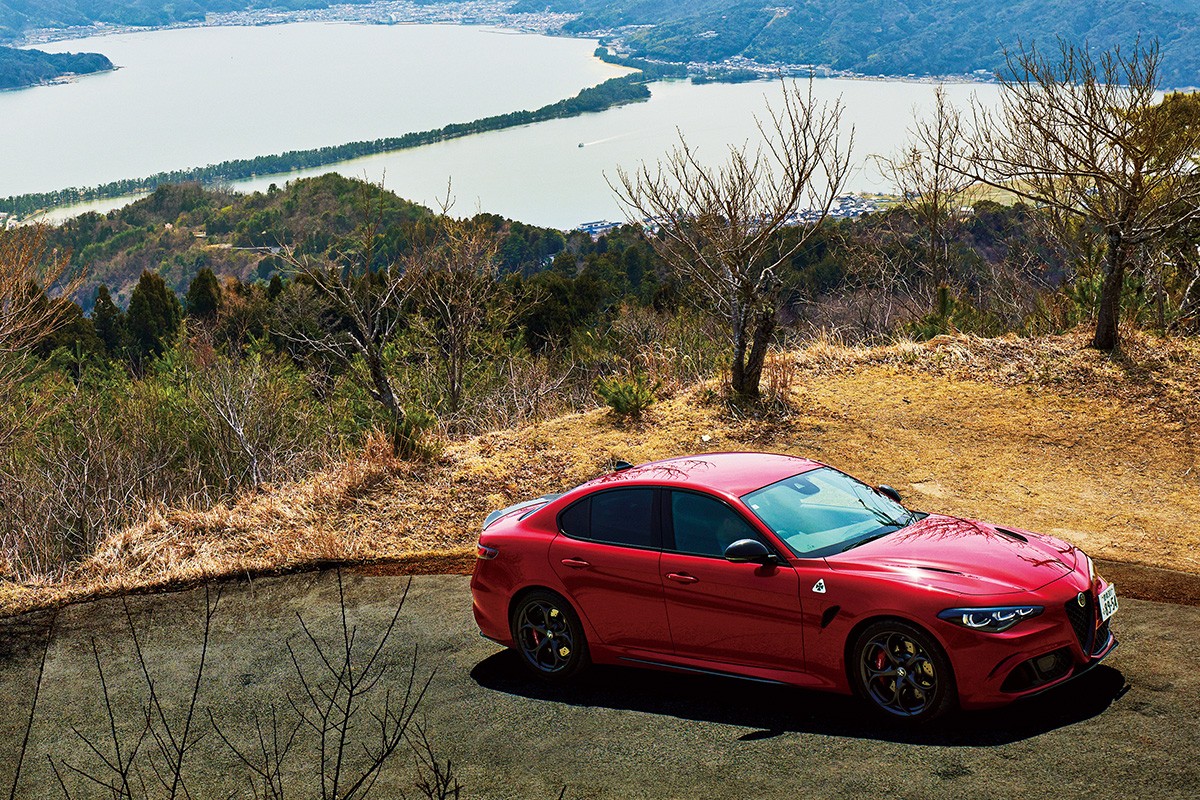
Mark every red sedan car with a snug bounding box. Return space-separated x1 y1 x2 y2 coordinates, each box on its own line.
470 452 1118 721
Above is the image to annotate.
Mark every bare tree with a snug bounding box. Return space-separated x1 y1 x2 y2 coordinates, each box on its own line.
0 225 79 356
956 39 1200 350
211 704 298 800
612 79 853 397
192 346 268 491
403 198 506 416
840 227 929 338
1167 241 1200 331
188 339 317 493
874 86 975 306
278 183 411 454
0 226 95 579
0 225 83 451
409 722 461 800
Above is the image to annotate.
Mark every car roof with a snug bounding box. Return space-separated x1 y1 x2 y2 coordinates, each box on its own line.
578 452 821 498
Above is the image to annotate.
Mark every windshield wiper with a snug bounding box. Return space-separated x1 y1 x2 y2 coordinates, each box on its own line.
841 530 896 552
855 496 908 529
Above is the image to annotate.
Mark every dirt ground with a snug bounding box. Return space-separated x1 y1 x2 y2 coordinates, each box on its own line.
787 368 1200 576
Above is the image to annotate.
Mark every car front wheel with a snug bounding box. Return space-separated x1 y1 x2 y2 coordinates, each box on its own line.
852 620 955 721
510 590 590 681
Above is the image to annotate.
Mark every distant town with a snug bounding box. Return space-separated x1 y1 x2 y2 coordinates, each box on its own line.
576 193 890 239
20 1 575 46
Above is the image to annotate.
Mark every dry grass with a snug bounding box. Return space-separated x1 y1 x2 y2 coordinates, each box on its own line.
2 327 1197 616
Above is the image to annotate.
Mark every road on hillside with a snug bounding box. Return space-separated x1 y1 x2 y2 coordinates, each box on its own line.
0 573 1195 799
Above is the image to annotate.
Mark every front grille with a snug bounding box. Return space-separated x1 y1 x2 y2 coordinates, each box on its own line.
1065 592 1095 652
1092 619 1111 655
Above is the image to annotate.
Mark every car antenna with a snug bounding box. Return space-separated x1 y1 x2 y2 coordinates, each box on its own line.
612 460 634 471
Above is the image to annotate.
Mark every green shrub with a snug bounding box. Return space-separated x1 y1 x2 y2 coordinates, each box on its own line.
595 372 661 419
392 405 440 461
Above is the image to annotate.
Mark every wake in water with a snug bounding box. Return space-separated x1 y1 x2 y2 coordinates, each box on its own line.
577 131 640 148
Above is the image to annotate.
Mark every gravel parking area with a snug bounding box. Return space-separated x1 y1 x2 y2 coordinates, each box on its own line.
0 572 1195 799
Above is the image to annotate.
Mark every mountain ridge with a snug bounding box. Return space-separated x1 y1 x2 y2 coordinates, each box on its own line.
518 0 1200 87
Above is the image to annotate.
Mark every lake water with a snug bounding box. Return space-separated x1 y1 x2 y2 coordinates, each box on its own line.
3 23 627 195
227 78 1001 229
4 23 1001 230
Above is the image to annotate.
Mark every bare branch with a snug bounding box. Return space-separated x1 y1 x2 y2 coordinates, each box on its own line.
953 38 1200 349
611 78 853 395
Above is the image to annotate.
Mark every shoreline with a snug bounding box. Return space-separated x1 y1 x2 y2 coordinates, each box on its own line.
0 64 120 93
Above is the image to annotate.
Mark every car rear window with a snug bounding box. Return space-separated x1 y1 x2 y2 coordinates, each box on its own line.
558 489 657 549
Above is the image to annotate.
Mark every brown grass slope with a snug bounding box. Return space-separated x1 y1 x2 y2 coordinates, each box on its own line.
1 329 1197 616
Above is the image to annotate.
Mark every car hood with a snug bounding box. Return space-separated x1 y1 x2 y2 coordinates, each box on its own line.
826 514 1080 595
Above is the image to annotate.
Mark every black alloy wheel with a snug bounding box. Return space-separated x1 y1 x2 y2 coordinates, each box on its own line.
510 590 589 681
853 620 955 721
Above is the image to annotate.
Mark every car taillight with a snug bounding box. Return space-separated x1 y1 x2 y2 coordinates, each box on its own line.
476 543 498 560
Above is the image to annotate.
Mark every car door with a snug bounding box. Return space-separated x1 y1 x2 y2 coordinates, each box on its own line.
660 489 806 673
548 487 672 653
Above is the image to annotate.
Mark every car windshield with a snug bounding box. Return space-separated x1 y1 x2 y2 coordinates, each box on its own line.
741 467 918 558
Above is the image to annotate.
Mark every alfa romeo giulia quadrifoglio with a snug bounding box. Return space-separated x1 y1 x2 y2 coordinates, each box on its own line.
470 453 1118 721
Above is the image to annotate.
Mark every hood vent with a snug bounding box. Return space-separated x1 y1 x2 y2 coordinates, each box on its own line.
917 566 963 575
885 563 964 576
995 526 1029 543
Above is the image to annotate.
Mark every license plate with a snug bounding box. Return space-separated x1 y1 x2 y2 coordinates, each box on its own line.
1099 584 1118 622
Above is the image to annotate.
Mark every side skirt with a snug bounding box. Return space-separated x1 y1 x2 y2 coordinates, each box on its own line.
616 656 790 686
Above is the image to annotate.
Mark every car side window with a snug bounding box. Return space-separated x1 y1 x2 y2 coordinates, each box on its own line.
669 491 762 558
559 499 591 538
559 489 657 549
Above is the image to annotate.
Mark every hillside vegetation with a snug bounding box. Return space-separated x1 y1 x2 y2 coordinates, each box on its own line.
1 329 1197 617
0 44 111 89
522 0 1200 86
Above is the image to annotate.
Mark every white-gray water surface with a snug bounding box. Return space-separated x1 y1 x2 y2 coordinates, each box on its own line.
4 23 1001 229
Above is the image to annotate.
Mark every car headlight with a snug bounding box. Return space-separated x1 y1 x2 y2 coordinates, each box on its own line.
938 606 1043 633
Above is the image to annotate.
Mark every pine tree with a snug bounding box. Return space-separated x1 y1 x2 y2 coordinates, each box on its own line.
91 284 128 357
127 270 181 363
185 266 221 320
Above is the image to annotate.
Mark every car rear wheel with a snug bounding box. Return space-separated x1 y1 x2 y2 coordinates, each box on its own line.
852 620 955 721
510 590 590 681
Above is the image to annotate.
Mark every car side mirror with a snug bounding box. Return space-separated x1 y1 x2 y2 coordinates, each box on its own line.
724 538 775 564
877 485 902 504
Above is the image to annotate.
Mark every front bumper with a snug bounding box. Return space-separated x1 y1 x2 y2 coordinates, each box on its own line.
946 576 1118 711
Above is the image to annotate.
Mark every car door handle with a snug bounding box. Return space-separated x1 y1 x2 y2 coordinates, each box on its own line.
560 558 591 568
666 572 699 584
